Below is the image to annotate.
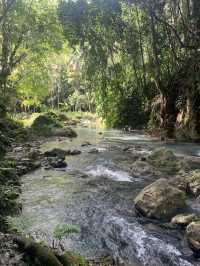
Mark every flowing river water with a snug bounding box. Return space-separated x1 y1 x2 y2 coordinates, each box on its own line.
20 127 200 266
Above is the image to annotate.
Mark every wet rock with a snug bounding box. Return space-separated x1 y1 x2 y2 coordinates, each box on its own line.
134 178 186 220
169 176 188 192
88 148 99 154
130 160 157 177
53 127 77 138
47 157 67 168
147 148 189 174
13 146 23 153
28 148 41 160
171 213 198 226
81 141 92 147
123 146 132 152
69 149 82 156
15 158 41 176
64 119 79 126
185 170 200 197
186 221 200 256
44 148 69 160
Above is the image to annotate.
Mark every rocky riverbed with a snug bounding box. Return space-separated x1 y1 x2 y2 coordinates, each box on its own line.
13 127 200 266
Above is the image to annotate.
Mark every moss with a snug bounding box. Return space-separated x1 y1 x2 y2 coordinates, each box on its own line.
56 251 88 266
147 148 187 174
14 236 63 266
14 237 88 266
31 113 62 136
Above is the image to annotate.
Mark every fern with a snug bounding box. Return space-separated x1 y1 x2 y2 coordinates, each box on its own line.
53 224 80 240
6 216 34 234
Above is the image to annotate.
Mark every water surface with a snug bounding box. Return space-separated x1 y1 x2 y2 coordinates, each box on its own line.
20 127 200 266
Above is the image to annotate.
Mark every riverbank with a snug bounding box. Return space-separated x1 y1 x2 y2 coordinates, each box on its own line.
0 112 114 266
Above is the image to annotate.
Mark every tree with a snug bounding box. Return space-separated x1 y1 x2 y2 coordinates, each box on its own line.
0 0 64 103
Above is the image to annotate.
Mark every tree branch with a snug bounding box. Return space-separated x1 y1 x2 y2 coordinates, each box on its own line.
0 0 16 24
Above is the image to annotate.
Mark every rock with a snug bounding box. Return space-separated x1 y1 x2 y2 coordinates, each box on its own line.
13 146 23 153
134 178 186 220
0 233 26 266
81 141 92 147
53 127 77 138
147 148 189 174
171 213 198 226
186 221 200 256
44 148 69 160
64 119 79 126
131 160 157 177
31 113 61 135
28 149 41 160
47 157 67 168
88 148 99 154
123 146 132 152
169 175 188 192
69 149 81 155
185 170 200 197
14 236 63 266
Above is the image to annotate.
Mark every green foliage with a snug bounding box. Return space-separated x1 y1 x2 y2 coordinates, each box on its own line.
58 0 200 130
58 251 88 266
53 224 80 240
6 215 34 235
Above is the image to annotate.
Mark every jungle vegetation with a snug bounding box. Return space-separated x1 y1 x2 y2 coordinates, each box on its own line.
0 0 200 139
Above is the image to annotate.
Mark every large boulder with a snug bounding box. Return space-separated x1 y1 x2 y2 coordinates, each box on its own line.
134 178 186 220
31 113 61 136
186 221 200 256
147 148 188 174
185 170 200 197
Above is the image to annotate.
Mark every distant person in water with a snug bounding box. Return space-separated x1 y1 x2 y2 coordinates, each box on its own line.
123 125 132 132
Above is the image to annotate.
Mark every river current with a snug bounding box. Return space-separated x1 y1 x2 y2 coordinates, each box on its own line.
20 127 200 266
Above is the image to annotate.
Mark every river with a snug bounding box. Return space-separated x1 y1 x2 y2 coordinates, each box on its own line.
20 127 200 266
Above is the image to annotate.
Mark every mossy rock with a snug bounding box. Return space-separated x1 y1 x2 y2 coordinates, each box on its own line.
147 148 188 174
56 251 88 266
185 170 200 197
14 237 88 266
14 236 63 266
186 221 200 256
134 178 186 220
31 113 62 136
